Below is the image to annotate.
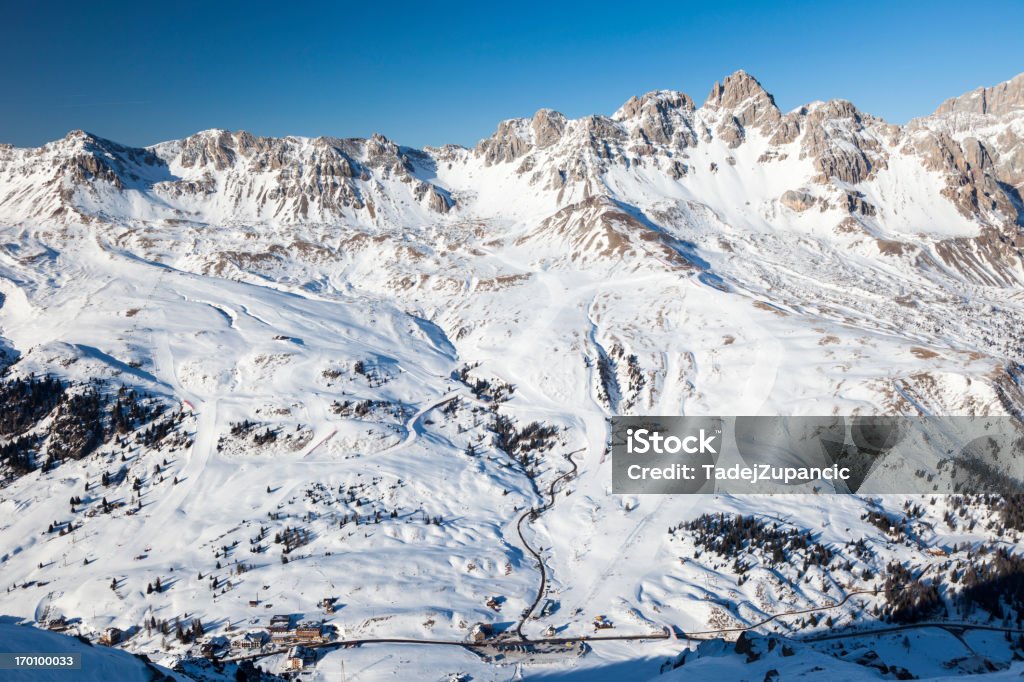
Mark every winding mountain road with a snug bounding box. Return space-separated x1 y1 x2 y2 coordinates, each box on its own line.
513 448 583 639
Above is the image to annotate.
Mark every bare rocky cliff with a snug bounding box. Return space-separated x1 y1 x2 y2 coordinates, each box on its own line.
935 73 1024 117
917 73 1024 196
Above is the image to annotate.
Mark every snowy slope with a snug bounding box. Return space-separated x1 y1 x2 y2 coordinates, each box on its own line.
0 616 182 681
0 71 1023 680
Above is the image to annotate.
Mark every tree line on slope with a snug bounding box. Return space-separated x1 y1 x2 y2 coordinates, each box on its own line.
0 373 179 479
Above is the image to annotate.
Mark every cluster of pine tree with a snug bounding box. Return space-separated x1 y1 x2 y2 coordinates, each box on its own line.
956 546 1024 625
138 411 184 447
46 386 104 461
861 509 907 537
332 399 382 418
111 385 164 434
440 397 460 418
174 617 204 644
234 659 271 681
941 494 1024 537
0 373 176 477
954 494 1024 533
672 513 834 571
352 358 392 387
489 413 560 481
457 363 515 403
230 420 258 437
880 561 944 623
0 374 65 436
143 615 169 636
491 414 559 462
338 509 402 527
273 526 312 553
0 435 36 474
594 351 616 407
225 419 285 448
624 353 646 404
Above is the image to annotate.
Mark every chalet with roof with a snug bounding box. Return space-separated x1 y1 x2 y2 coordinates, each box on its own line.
232 631 268 650
295 620 324 643
99 627 122 645
268 614 296 644
469 622 493 643
285 645 315 670
268 614 292 632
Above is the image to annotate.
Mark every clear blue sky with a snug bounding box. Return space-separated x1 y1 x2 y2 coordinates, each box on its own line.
2 0 1022 149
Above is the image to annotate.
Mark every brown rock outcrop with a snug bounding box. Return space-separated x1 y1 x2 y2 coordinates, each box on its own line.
780 189 816 212
935 73 1024 116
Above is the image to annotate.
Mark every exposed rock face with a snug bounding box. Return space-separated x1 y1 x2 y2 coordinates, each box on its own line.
515 195 701 271
363 132 412 174
768 109 804 146
917 82 1024 202
422 185 452 213
931 227 1024 286
177 129 241 170
0 127 462 224
0 131 168 219
703 70 781 148
462 70 1019 245
531 109 567 148
58 130 165 189
579 115 628 159
173 130 463 219
703 70 781 130
780 189 816 212
615 90 698 150
909 129 1016 223
935 73 1024 116
476 119 532 165
843 191 876 216
798 100 889 185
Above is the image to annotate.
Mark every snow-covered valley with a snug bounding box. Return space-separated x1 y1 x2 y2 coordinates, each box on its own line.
2 70 1024 680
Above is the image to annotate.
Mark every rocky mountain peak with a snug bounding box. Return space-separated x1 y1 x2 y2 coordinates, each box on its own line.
365 132 403 161
50 130 163 189
934 72 1024 117
474 118 533 165
615 90 695 121
703 70 777 114
920 72 1024 197
52 129 136 159
701 70 781 148
60 129 95 144
531 109 567 149
175 129 246 170
613 90 697 149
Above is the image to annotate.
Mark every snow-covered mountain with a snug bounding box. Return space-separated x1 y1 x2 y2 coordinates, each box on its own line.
1 71 1024 681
